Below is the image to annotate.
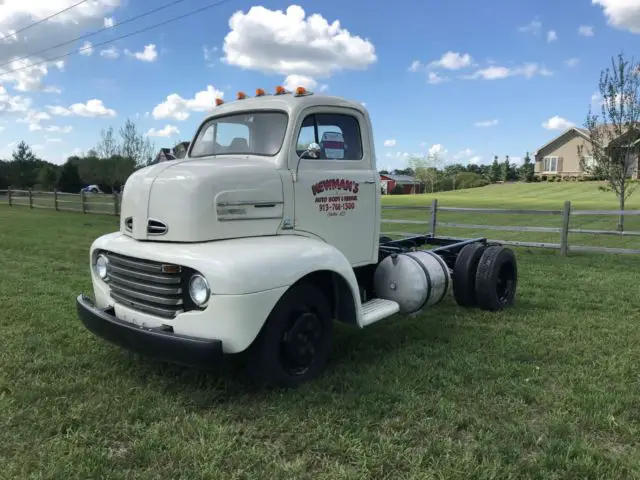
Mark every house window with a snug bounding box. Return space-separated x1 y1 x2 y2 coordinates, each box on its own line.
295 113 363 160
543 156 558 173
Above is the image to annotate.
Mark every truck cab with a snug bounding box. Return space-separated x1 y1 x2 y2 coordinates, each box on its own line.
76 86 518 388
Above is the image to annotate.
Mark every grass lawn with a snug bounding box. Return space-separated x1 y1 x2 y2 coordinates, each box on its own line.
1 183 640 478
380 182 640 251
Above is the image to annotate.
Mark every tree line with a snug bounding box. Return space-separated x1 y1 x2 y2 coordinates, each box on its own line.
0 119 157 193
381 153 535 194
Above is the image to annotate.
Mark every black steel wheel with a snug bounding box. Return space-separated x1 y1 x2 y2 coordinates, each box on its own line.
245 283 333 388
474 245 518 311
452 242 487 307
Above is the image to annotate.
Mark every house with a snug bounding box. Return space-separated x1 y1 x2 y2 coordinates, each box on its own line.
173 141 190 159
533 125 640 180
379 173 422 194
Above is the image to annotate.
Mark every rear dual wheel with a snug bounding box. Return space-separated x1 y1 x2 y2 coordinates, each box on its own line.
453 243 517 311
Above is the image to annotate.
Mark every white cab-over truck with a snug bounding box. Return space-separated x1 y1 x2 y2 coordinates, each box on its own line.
77 86 518 388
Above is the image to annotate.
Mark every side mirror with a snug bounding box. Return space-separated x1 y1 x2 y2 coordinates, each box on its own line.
293 142 321 182
303 142 321 159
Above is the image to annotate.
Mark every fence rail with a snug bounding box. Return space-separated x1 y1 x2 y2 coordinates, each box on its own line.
2 189 640 255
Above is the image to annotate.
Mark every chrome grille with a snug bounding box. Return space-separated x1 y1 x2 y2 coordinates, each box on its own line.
147 219 168 235
105 252 184 318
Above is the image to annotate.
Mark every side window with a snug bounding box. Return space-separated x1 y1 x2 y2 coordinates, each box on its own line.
295 113 363 160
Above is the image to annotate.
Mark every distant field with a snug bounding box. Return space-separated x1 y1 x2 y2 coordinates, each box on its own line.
0 192 639 478
380 182 640 251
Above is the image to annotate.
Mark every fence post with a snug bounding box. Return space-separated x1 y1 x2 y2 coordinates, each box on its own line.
81 191 86 214
113 192 119 216
54 190 59 211
429 198 438 236
560 200 571 255
28 189 33 209
7 188 11 206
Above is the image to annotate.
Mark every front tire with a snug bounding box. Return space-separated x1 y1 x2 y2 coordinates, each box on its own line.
245 283 333 388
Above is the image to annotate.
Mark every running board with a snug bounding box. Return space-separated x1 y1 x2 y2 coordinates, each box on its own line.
360 298 400 327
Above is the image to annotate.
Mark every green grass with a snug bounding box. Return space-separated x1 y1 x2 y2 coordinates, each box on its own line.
381 182 640 251
1 183 640 478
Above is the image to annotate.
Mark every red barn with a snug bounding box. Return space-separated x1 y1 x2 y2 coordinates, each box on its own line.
379 174 421 194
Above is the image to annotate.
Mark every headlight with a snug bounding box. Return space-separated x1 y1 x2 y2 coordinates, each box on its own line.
188 274 210 307
94 254 108 280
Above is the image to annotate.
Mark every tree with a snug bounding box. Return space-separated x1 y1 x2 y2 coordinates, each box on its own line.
119 118 155 167
56 160 83 193
408 154 440 193
489 155 501 182
12 140 39 163
578 52 640 231
95 126 118 159
502 155 511 182
520 152 535 182
36 164 59 191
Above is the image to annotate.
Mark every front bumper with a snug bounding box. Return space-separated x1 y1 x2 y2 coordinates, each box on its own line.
76 294 223 368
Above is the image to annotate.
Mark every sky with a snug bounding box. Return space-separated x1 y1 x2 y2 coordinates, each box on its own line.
0 0 639 170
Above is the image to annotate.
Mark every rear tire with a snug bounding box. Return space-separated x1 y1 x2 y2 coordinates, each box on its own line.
452 242 487 307
474 245 518 311
245 283 333 388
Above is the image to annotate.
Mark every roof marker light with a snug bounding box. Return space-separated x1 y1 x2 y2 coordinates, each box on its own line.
215 98 224 106
237 91 247 100
255 88 266 97
275 85 287 95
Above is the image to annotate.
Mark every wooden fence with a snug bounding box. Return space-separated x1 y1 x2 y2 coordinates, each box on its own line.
2 189 640 255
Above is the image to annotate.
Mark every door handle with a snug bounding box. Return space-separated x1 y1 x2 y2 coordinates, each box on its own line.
363 180 376 184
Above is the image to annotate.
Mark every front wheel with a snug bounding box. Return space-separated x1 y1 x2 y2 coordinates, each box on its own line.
245 283 333 388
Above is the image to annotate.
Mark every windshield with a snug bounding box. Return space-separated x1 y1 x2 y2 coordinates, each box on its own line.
189 110 288 157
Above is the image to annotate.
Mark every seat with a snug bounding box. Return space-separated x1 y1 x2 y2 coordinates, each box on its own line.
229 137 249 152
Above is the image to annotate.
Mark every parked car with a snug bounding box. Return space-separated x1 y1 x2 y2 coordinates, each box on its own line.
81 185 103 194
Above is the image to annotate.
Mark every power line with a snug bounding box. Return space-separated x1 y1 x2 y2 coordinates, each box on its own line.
0 0 193 69
0 0 92 43
0 0 237 79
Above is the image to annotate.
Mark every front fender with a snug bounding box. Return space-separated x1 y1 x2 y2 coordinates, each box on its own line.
91 231 362 306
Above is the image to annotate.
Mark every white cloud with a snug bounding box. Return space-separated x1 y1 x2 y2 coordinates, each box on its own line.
565 57 580 67
469 155 483 165
578 25 594 36
45 125 73 133
222 5 376 78
46 137 62 143
428 144 447 156
0 85 31 113
593 0 640 33
408 60 422 72
542 115 574 130
100 46 119 59
146 125 180 137
428 51 474 70
453 148 474 160
427 72 448 84
17 109 50 131
547 30 558 43
464 63 552 80
383 139 396 147
518 19 542 35
47 99 116 118
283 74 317 91
152 85 224 121
79 41 94 56
0 1 119 90
104 17 115 28
125 44 158 62
474 119 498 127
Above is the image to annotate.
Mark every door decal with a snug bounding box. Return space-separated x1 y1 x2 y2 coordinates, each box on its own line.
311 178 360 218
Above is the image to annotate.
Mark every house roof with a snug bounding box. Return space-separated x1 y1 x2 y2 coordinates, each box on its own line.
535 124 640 157
380 174 417 183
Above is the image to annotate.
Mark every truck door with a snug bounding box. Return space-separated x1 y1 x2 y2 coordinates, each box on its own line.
291 109 378 266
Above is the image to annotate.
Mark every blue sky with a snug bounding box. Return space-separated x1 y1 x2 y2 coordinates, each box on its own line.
1 0 639 170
